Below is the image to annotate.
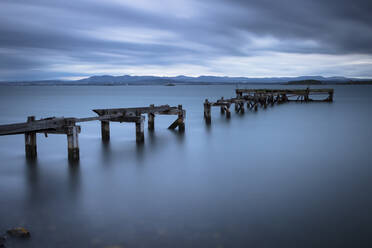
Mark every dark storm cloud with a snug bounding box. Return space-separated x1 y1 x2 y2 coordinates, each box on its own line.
0 0 371 80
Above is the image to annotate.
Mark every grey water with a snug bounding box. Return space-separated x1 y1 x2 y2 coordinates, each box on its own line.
0 85 371 248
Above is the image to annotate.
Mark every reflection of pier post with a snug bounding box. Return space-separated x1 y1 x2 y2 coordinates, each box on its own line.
25 116 37 159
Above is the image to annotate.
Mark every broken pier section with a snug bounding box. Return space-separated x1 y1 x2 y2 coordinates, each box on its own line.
204 88 334 124
0 104 185 162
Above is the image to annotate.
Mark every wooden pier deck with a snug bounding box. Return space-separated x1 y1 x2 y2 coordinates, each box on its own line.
204 88 334 124
0 105 185 162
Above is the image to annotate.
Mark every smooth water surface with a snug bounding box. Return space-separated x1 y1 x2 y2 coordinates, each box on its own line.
0 85 371 247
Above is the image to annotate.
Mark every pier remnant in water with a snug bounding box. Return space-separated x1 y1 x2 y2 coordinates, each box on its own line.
93 104 185 143
0 105 186 162
204 88 334 124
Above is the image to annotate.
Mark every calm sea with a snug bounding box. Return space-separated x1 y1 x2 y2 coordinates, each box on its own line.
0 85 371 248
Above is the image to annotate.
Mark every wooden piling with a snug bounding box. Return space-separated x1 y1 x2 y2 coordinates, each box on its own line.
204 99 211 124
135 117 144 143
234 102 239 112
178 105 185 132
101 121 110 141
67 126 80 161
25 116 37 159
220 97 225 114
226 106 231 119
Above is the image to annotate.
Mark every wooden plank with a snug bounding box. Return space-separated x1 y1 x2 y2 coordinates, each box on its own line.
92 105 181 116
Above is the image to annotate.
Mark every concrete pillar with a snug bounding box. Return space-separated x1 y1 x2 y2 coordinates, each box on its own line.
101 121 110 141
135 118 144 143
25 116 37 159
67 126 80 161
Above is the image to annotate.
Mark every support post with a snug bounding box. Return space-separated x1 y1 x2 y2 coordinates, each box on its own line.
135 117 144 143
240 103 245 113
148 113 155 130
226 106 231 119
234 102 239 112
204 99 211 124
220 97 225 114
178 105 185 132
327 91 333 102
101 121 110 141
148 104 155 130
67 126 80 161
25 116 37 159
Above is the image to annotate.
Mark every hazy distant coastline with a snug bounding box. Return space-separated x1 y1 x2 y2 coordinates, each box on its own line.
1 75 371 86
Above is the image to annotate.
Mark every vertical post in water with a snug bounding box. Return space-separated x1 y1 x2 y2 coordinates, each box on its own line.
148 104 155 131
25 116 37 160
135 117 144 143
328 90 334 102
220 97 225 114
178 105 185 133
204 99 211 124
101 121 110 141
226 105 231 119
234 102 239 112
240 102 245 114
67 126 80 161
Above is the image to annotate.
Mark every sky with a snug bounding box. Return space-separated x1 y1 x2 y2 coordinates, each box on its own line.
1 0 372 81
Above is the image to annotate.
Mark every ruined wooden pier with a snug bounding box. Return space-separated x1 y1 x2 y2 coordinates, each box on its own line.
204 88 334 124
0 105 185 162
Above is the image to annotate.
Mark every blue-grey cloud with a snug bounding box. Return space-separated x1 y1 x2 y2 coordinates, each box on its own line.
0 0 371 80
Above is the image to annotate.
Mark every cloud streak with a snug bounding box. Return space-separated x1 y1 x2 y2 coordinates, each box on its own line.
0 0 372 80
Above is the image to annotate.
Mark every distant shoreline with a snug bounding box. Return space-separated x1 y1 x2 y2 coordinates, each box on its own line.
0 82 371 86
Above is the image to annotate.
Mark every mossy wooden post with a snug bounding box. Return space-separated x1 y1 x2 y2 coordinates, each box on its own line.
148 104 155 131
67 125 80 161
178 105 185 132
204 99 211 124
25 116 37 159
135 116 144 143
101 121 110 141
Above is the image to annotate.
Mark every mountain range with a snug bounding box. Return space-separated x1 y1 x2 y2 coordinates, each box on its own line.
1 75 371 85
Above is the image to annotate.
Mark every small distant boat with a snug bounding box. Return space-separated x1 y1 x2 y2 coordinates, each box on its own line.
165 83 176 86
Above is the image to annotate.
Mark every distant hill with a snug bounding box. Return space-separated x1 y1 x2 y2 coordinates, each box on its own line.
1 75 371 85
286 79 324 85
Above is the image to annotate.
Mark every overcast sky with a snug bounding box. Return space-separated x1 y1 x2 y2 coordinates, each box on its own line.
1 0 372 80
